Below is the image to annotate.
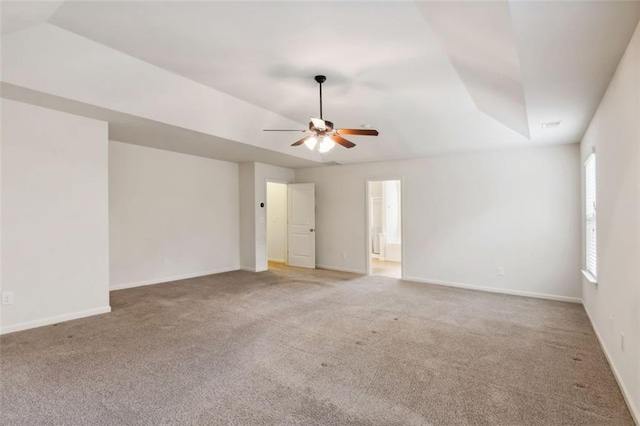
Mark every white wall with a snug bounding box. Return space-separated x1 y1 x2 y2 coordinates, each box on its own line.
109 142 239 289
580 21 640 422
1 100 110 334
239 162 256 270
267 182 287 263
239 162 294 272
296 144 582 301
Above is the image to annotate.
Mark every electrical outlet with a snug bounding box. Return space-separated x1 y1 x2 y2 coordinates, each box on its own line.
1 292 15 305
497 267 505 277
341 252 347 260
620 333 625 351
162 258 169 266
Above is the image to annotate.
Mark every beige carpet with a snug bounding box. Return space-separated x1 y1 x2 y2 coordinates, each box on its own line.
0 264 633 425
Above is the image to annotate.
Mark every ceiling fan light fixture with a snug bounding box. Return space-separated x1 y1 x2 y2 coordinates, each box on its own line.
318 136 336 154
304 136 318 150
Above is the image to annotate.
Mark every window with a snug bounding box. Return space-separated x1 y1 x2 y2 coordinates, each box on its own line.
584 154 597 281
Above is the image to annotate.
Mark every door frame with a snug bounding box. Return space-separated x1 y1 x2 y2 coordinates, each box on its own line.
365 178 405 279
265 179 289 267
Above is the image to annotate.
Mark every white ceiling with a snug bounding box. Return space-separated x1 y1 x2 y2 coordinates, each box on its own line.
2 1 639 166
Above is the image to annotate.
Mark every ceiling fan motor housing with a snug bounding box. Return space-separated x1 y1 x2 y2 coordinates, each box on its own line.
309 120 334 134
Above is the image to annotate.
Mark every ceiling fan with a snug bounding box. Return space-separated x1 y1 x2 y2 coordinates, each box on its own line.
263 75 379 153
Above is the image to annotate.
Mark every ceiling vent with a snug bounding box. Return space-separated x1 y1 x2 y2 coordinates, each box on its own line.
541 120 562 129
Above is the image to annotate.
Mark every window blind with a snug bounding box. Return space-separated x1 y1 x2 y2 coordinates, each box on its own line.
585 154 597 278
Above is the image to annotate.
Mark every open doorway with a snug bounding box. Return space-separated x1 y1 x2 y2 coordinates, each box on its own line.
266 182 288 268
367 179 403 279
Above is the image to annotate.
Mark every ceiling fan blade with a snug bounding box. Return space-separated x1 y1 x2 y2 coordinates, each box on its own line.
336 129 379 136
263 129 306 132
291 136 311 146
331 134 356 149
310 117 327 130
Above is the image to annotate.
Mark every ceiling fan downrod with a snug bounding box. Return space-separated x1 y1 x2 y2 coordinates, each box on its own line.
315 75 326 119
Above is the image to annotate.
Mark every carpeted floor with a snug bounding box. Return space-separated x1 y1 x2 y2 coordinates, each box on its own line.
0 264 633 425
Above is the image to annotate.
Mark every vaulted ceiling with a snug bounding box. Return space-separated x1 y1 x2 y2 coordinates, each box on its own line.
2 1 639 166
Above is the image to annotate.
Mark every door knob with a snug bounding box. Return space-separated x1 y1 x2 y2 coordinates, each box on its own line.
310 229 314 232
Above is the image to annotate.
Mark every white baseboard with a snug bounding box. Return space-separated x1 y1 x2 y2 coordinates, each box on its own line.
583 304 639 425
316 264 367 275
110 267 239 291
402 276 582 304
1 306 111 335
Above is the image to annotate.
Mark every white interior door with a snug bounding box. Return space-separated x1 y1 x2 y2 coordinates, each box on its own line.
287 183 315 268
